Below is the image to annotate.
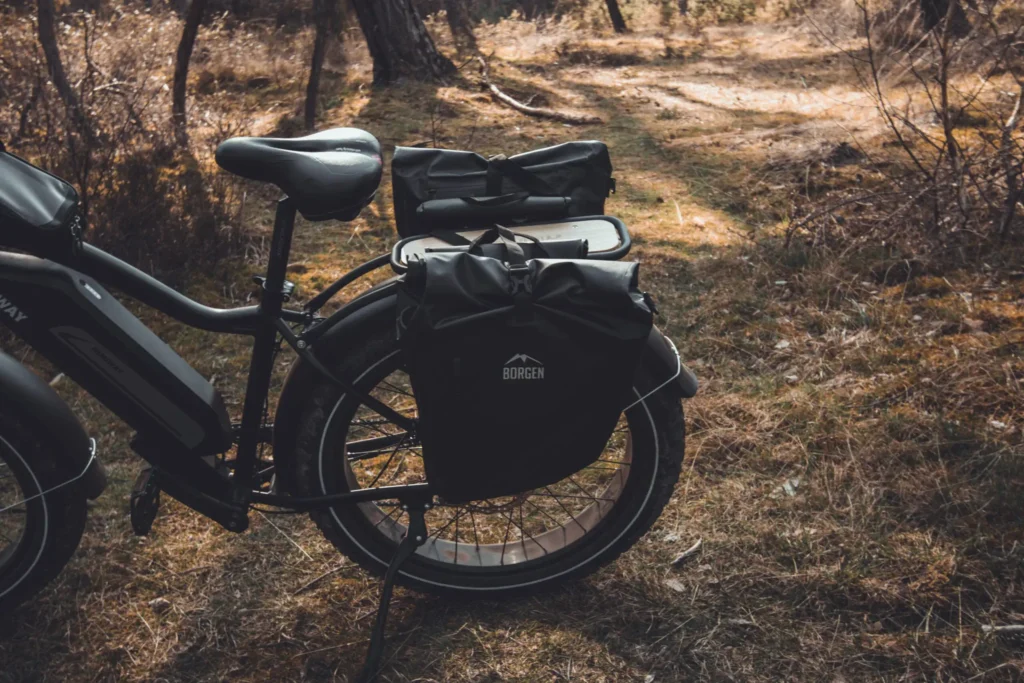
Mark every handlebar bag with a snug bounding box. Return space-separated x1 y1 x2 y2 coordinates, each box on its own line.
391 141 615 237
0 144 81 260
397 228 652 504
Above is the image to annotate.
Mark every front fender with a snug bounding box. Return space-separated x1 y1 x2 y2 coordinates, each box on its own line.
0 351 106 499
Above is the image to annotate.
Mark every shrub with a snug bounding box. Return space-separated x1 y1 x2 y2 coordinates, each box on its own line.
0 8 242 285
788 0 1023 256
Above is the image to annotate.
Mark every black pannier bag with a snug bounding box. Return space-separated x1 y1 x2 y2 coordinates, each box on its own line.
391 141 615 237
0 144 81 260
397 228 652 504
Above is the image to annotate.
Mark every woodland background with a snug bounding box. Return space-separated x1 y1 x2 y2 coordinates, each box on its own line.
1 0 1023 680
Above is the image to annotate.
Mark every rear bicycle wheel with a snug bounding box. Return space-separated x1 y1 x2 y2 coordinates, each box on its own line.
0 416 88 611
287 327 684 596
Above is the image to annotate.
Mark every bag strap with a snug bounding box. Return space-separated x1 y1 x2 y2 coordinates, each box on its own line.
486 155 555 196
468 225 544 266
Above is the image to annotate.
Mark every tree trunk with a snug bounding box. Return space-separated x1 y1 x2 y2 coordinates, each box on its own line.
443 0 477 53
173 0 207 147
36 0 90 138
919 0 969 36
605 0 628 33
305 0 336 130
349 0 455 86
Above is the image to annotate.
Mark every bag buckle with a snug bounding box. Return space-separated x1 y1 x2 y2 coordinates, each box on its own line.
507 263 532 298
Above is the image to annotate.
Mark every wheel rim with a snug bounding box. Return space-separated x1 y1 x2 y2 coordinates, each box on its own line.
0 444 30 571
326 359 639 569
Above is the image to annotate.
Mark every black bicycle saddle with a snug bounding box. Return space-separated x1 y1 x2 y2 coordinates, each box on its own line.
215 128 382 222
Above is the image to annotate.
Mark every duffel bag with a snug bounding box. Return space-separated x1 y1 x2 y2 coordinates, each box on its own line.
391 141 615 237
397 227 652 504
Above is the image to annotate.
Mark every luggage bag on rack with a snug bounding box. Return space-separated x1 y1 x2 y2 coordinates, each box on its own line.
396 227 652 504
391 141 615 237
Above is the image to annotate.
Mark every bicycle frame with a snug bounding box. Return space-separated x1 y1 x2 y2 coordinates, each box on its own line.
0 197 433 532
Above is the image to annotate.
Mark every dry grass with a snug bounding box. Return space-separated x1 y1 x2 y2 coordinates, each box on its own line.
1 8 1023 683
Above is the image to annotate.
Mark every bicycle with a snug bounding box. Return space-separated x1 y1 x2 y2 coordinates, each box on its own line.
0 128 697 678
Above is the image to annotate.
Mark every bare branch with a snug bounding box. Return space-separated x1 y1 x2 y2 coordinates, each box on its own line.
998 84 1024 240
477 57 602 126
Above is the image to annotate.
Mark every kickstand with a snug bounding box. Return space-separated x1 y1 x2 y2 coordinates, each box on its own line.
357 501 429 683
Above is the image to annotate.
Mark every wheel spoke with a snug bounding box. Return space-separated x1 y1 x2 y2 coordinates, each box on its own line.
350 418 395 428
454 509 460 565
379 380 415 399
427 508 461 542
347 432 419 461
364 435 407 488
524 497 565 528
348 446 422 460
382 453 410 486
567 475 602 505
373 504 401 530
470 510 482 558
514 500 547 556
499 506 515 566
544 486 589 536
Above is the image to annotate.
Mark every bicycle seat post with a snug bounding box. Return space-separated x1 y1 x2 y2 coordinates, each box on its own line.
263 198 298 310
232 197 297 493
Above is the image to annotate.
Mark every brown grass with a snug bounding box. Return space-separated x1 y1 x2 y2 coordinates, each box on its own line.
1 6 1023 683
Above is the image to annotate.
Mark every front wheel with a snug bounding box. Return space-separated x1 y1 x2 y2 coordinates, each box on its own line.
283 326 685 597
0 415 88 612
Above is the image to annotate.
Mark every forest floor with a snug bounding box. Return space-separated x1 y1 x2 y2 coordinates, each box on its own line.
2 15 1024 683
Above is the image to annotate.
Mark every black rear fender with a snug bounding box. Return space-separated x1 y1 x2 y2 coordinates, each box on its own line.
638 327 698 400
0 351 106 499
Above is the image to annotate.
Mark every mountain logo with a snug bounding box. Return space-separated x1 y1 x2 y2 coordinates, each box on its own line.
503 353 544 380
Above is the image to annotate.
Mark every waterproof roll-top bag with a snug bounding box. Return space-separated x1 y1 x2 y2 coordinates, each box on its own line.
391 141 615 237
397 227 653 504
0 142 81 260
